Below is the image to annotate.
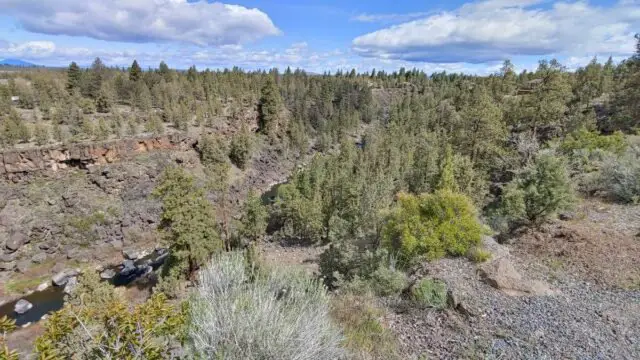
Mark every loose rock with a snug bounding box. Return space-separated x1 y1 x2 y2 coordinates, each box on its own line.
14 299 33 314
100 269 116 279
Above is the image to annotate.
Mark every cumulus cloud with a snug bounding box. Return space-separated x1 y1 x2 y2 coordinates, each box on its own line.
0 0 280 46
352 0 640 63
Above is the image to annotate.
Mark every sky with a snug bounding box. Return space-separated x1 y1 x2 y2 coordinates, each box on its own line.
0 0 639 74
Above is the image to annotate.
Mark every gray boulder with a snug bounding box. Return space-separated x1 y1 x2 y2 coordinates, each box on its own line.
16 260 31 274
31 252 47 264
64 277 78 294
122 248 141 260
0 252 16 262
5 232 28 252
52 269 80 286
14 299 33 314
0 261 16 271
100 269 116 279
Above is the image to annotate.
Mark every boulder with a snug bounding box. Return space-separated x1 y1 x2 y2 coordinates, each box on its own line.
5 232 28 252
100 269 116 279
37 282 49 291
121 260 136 275
64 277 78 294
0 261 16 271
478 258 554 296
31 252 47 264
0 252 16 262
14 299 33 314
52 269 80 286
16 260 31 274
122 248 141 260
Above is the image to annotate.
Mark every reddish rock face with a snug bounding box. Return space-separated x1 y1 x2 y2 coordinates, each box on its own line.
0 134 194 179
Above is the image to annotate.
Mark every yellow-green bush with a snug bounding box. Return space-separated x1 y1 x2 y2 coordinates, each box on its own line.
561 128 627 155
35 293 185 359
382 190 485 264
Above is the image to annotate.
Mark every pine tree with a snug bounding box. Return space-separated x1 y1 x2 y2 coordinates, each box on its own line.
85 57 105 99
66 61 81 94
258 77 283 137
459 85 505 164
129 59 142 82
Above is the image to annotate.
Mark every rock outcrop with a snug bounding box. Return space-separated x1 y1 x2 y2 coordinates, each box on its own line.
0 134 195 180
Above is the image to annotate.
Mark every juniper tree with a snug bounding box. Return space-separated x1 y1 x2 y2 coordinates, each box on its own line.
153 166 222 294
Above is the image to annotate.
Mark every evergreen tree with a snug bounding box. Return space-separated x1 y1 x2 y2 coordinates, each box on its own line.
66 61 81 94
129 59 142 82
153 166 222 294
258 77 283 137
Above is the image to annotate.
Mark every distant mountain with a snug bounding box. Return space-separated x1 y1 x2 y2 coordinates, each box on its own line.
0 58 38 67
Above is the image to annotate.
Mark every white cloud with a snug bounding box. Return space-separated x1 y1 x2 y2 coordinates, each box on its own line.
351 12 433 23
0 0 280 46
352 0 640 63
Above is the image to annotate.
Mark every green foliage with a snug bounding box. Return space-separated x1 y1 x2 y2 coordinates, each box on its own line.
273 183 324 243
66 62 81 94
153 166 222 295
259 76 284 138
35 290 185 360
498 151 575 225
1 110 30 146
467 246 492 263
129 59 142 82
235 190 268 244
411 278 447 309
187 251 344 360
319 242 396 290
561 128 627 155
0 316 18 360
33 121 50 146
229 126 253 169
437 145 458 192
95 91 112 113
600 146 640 203
79 97 96 114
382 190 485 265
145 114 165 135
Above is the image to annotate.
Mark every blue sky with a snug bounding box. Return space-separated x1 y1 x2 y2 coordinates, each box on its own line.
0 0 639 74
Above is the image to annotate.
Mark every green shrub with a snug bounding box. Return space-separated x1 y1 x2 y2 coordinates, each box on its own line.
600 146 640 203
79 97 96 114
319 242 390 288
498 151 574 225
368 266 409 297
229 126 253 169
561 128 627 155
382 190 485 265
274 183 324 244
187 252 344 360
411 278 447 309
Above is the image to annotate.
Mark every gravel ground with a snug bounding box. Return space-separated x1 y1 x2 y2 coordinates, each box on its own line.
386 241 640 360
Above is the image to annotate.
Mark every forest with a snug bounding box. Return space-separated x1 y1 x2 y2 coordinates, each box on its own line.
0 34 639 359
